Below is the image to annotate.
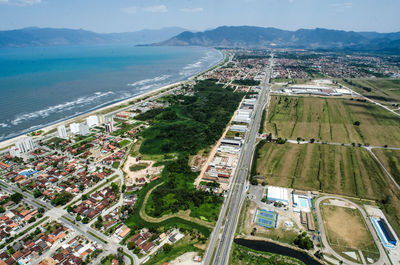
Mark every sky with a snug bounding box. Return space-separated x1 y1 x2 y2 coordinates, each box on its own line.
0 0 399 33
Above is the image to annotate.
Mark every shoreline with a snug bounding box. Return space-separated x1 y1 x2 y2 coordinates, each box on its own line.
0 49 226 150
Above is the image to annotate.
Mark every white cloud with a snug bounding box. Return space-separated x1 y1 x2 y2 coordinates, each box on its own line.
0 0 42 5
180 7 203 13
143 5 167 13
122 4 168 14
121 6 137 14
330 2 353 8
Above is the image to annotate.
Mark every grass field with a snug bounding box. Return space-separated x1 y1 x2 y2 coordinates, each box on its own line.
320 202 379 262
129 163 149 172
253 141 400 235
230 243 305 265
144 235 199 265
340 78 400 106
265 96 400 147
372 149 400 186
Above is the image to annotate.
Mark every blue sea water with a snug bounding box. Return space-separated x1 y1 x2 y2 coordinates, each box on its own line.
0 45 223 141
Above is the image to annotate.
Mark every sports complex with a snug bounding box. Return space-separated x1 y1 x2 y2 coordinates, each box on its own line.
254 209 278 229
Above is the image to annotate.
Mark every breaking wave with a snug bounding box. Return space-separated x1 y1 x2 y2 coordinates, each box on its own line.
10 91 114 126
127 74 171 87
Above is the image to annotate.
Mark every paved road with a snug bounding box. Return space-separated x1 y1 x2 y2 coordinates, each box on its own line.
0 178 139 265
365 148 400 191
204 55 274 265
315 196 390 265
340 83 400 118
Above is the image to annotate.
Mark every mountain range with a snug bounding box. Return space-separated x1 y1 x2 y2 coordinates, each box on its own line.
0 26 399 52
155 26 400 52
0 27 187 48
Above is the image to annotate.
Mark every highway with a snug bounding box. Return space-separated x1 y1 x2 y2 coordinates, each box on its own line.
204 55 273 265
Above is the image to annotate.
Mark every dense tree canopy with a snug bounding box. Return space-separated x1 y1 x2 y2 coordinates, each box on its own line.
140 80 243 218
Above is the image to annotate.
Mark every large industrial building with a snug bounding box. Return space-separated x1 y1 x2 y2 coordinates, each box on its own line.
266 186 289 205
371 217 398 249
230 124 247 133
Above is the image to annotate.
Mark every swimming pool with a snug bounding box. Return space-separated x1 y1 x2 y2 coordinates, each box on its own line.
299 197 309 208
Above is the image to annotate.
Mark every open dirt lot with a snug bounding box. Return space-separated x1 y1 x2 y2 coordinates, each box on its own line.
320 200 379 261
169 252 199 265
123 156 163 186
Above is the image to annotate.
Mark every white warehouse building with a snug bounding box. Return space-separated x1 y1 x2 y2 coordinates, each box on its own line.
267 186 290 205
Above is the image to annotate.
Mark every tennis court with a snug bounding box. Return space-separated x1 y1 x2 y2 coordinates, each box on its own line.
254 209 278 228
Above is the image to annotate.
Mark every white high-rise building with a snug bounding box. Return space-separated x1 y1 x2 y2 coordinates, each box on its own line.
8 147 21 158
105 122 113 133
79 123 90 136
99 115 105 124
70 123 80 134
86 115 99 128
104 115 114 125
16 137 35 153
9 136 35 157
57 125 68 139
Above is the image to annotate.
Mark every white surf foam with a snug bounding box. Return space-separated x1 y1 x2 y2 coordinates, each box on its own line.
10 91 114 126
127 74 171 87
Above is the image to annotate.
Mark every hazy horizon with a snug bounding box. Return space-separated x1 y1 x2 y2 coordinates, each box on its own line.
1 24 400 34
0 0 399 33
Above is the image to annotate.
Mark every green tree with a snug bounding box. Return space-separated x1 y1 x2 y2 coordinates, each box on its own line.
52 192 73 206
76 215 81 221
127 242 136 250
82 217 89 224
133 247 140 254
33 189 42 198
111 182 119 194
10 193 23 204
293 233 314 250
163 243 172 253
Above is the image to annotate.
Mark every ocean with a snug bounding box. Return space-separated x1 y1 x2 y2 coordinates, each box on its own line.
0 45 223 141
